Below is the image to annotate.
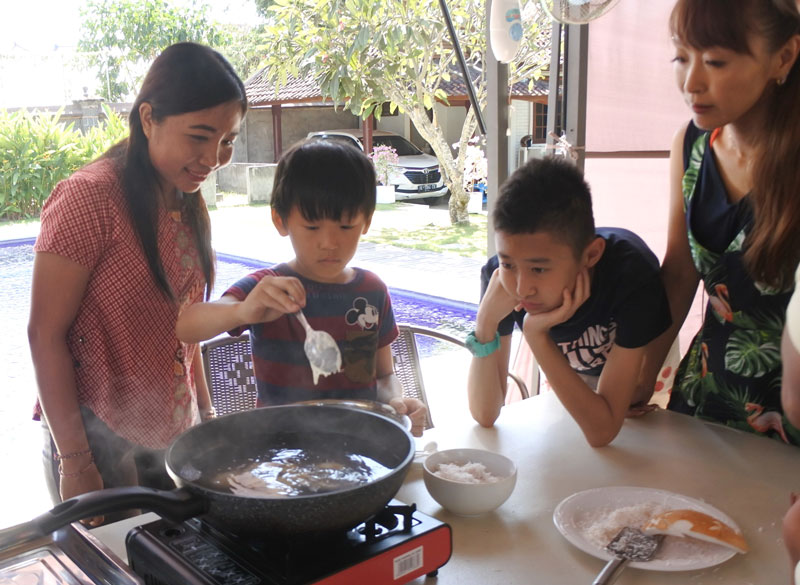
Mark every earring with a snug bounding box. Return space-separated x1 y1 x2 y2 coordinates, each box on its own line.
777 76 787 86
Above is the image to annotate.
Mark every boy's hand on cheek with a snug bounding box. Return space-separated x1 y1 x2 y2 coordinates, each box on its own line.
522 268 590 335
239 276 306 324
477 269 519 331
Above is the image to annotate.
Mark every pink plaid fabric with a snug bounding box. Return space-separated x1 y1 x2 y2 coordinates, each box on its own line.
33 158 206 448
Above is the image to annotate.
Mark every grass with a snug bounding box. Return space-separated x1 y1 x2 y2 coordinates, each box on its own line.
362 214 488 259
210 195 489 259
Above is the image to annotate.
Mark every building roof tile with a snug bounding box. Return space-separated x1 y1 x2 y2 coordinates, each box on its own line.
245 61 549 107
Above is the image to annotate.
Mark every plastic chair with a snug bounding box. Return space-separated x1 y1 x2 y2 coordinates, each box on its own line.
201 333 258 416
390 325 532 430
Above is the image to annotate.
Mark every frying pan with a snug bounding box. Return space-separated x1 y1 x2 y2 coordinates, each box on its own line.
0 405 415 550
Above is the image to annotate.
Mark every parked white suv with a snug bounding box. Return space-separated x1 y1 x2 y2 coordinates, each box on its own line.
306 129 449 203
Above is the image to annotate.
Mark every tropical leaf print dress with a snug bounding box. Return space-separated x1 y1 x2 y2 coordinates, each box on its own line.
668 122 799 445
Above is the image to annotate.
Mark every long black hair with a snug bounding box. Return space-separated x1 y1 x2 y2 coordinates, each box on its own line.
671 0 800 289
104 42 248 300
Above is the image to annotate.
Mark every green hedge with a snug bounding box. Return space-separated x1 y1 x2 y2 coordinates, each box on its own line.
0 104 128 220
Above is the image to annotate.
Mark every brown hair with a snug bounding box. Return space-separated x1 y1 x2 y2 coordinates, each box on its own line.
105 42 247 300
671 0 800 289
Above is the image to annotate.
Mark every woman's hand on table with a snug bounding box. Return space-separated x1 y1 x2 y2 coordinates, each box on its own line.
626 402 660 417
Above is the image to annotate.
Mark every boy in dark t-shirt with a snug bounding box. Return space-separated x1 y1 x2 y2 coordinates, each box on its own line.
466 157 671 447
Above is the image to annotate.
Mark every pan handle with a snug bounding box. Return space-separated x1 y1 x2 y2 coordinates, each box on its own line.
0 487 207 551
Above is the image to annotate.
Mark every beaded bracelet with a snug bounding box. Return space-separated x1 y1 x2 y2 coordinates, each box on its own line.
53 447 92 461
58 455 95 478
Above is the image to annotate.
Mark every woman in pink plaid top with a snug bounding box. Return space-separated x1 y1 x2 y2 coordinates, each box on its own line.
28 42 247 524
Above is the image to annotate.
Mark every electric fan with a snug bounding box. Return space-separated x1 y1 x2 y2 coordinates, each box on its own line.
539 0 622 25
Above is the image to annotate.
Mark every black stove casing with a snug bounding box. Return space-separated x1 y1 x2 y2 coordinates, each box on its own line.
125 502 451 585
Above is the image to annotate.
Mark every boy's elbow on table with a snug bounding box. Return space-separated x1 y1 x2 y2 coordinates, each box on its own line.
470 404 501 428
582 409 625 448
583 426 620 448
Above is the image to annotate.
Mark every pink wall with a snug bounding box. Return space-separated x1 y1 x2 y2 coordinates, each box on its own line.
585 0 688 152
585 157 703 354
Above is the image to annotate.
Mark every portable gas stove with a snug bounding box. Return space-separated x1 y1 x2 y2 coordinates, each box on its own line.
0 520 142 584
125 501 451 585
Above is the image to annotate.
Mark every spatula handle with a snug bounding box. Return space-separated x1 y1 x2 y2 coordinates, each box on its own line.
592 556 629 585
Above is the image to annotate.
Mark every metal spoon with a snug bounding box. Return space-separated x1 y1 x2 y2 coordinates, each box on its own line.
593 527 664 585
293 309 342 384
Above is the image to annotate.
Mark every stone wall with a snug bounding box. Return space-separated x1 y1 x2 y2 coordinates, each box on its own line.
200 173 217 208
215 162 277 203
246 164 277 203
217 163 250 194
245 105 358 163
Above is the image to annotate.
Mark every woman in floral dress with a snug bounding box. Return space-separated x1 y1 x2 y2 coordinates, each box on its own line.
642 0 800 445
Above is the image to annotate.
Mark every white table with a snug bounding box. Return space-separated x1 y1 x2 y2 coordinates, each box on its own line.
92 392 799 584
399 390 799 584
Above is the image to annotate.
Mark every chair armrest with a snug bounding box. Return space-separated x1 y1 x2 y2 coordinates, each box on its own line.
407 325 531 400
507 372 530 400
402 325 466 348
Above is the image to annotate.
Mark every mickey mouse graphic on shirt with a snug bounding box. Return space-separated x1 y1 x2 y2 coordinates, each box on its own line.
346 297 379 330
342 297 381 384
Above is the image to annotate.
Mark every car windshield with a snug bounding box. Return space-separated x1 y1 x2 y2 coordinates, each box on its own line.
373 136 423 156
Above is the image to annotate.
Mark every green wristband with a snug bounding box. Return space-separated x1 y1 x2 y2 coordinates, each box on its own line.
465 330 500 357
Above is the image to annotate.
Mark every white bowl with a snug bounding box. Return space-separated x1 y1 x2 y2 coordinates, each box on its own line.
423 448 517 516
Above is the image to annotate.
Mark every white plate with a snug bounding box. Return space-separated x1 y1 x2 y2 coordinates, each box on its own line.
553 486 739 571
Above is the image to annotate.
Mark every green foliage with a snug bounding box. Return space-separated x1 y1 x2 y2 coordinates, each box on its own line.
78 0 229 101
253 0 277 18
0 105 128 220
362 213 488 259
217 23 271 83
256 0 550 225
